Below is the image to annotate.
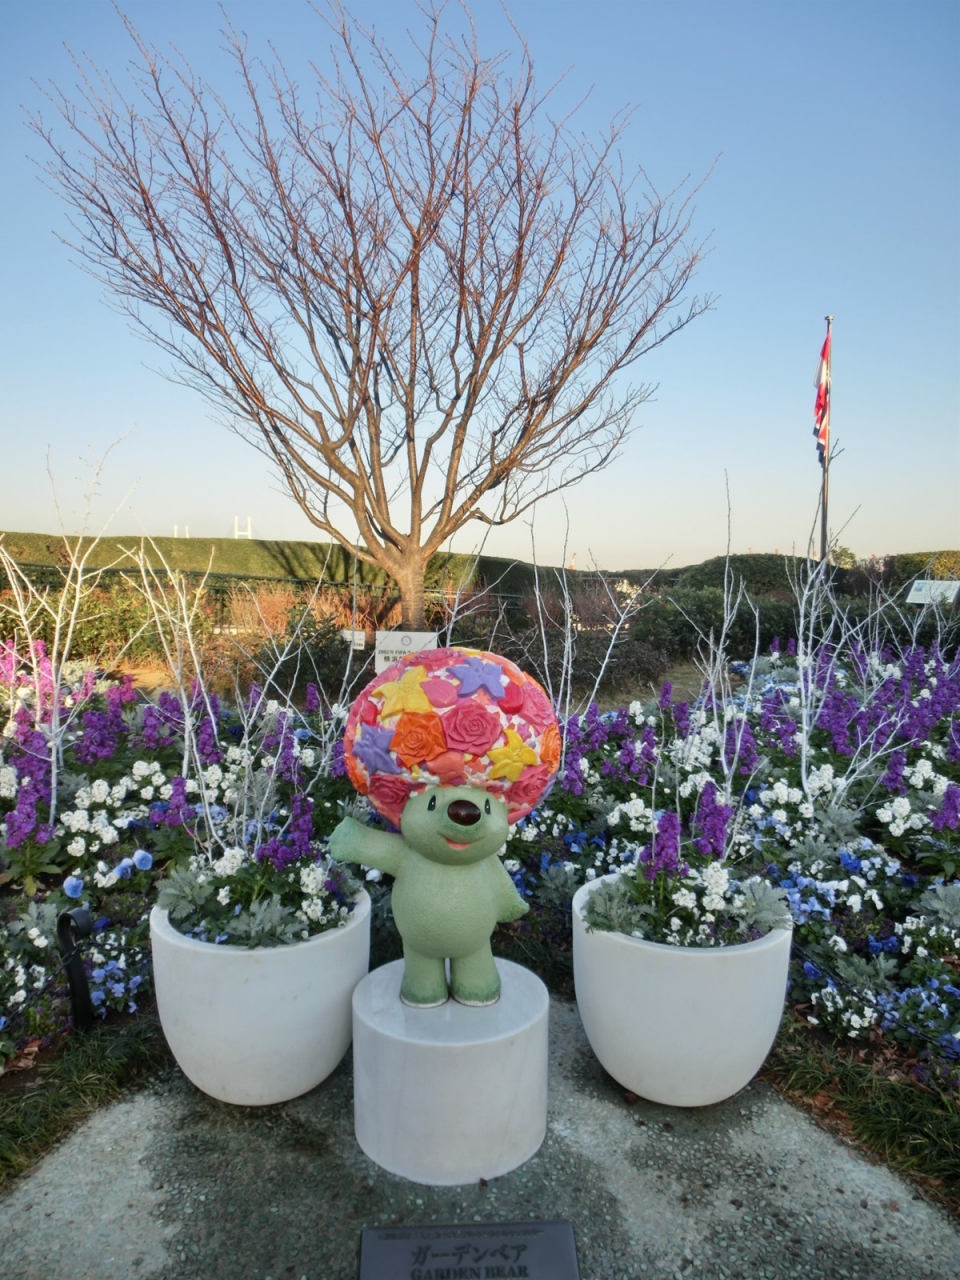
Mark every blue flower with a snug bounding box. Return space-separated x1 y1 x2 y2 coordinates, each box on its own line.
92 967 106 982
90 989 105 1007
64 874 84 899
803 960 821 980
114 857 134 879
133 849 153 871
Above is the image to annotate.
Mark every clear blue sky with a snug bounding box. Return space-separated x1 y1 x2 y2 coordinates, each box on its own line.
1 0 958 571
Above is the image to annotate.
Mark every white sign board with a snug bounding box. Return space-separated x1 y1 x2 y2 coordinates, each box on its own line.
905 580 960 606
340 629 366 650
375 630 438 673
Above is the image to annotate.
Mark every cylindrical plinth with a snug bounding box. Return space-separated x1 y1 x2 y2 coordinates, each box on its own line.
352 959 549 1185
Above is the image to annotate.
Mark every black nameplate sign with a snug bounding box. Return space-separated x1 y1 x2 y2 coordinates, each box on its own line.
358 1219 580 1279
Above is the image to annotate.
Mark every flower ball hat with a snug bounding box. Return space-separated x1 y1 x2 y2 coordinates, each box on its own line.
343 647 560 826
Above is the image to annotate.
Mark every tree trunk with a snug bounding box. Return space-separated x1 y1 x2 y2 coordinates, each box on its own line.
394 558 429 631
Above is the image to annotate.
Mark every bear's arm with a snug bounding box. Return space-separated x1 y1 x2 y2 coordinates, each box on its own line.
328 816 406 876
492 856 529 922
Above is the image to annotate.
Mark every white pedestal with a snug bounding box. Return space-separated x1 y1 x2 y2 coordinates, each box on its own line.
352 959 549 1185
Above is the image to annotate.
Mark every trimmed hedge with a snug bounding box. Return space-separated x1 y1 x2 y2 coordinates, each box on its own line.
0 532 479 592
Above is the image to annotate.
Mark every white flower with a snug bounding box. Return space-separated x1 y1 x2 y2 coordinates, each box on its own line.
67 836 86 857
827 934 848 952
216 886 232 906
90 778 110 804
216 847 246 878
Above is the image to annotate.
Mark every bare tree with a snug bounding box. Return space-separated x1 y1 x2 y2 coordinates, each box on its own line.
33 2 709 627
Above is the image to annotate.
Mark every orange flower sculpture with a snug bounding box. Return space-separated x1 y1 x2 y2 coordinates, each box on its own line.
344 647 560 826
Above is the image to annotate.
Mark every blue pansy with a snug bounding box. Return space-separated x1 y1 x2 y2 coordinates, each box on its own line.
64 875 85 899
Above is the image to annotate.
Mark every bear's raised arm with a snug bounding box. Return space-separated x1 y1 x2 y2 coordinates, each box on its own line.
328 816 406 877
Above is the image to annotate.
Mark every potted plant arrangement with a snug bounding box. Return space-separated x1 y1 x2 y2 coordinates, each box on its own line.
147 684 372 1107
547 608 797 1107
572 780 793 1107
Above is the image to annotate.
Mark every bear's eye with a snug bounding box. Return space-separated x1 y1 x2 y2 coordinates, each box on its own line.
427 795 436 811
484 798 491 815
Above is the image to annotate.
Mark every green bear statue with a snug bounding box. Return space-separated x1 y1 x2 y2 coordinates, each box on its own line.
330 646 559 1008
329 785 527 1006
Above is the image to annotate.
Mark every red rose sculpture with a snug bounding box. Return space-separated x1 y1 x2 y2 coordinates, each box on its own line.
343 647 560 825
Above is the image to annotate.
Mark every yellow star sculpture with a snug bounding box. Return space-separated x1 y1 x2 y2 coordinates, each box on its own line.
488 728 538 782
374 666 432 717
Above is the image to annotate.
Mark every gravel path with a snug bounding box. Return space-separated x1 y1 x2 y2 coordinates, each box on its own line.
1 999 957 1280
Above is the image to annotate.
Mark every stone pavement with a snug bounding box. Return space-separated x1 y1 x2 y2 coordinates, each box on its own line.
1 1000 958 1280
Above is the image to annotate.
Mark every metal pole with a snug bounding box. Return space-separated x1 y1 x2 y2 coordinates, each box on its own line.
819 315 833 563
56 907 96 1032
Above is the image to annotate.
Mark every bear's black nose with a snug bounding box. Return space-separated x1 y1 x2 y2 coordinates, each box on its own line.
447 799 482 826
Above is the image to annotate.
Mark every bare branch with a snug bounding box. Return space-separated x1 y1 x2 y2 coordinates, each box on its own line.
32 2 710 624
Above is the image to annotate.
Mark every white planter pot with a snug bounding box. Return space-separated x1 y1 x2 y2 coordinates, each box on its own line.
572 876 792 1107
150 891 371 1106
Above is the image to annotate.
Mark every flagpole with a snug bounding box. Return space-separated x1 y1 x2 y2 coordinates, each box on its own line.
819 315 833 563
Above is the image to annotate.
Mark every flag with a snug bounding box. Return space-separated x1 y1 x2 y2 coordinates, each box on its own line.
813 329 831 466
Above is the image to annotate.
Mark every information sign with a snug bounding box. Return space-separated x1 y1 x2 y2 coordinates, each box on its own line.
374 630 438 673
905 580 960 606
358 1219 580 1280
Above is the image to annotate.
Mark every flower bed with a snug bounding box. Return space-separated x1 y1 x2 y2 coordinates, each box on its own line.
2 621 959 1092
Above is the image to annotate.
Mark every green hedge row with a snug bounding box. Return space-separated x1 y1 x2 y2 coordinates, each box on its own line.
0 532 479 592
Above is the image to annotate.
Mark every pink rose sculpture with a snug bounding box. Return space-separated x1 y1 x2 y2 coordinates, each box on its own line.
344 647 561 826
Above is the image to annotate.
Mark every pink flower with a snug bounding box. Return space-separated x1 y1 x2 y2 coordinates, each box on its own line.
441 700 503 755
503 763 553 819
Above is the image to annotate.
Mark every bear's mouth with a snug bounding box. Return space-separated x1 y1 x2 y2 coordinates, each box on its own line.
444 838 473 850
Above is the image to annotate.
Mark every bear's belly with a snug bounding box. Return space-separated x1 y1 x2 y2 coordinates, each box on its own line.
391 859 499 957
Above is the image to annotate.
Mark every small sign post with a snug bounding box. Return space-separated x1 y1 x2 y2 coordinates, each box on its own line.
374 630 438 673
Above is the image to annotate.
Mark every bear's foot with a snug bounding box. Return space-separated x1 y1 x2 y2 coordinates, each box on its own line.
400 990 450 1008
399 950 449 1008
450 948 500 1006
451 990 500 1007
